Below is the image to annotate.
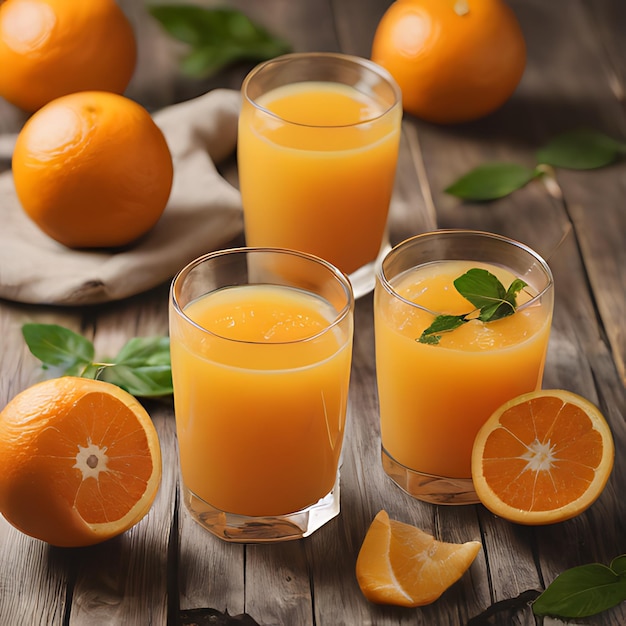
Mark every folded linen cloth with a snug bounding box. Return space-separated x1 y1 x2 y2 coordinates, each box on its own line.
0 88 243 305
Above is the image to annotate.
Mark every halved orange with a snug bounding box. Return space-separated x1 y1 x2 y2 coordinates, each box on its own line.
0 377 162 546
471 389 614 525
356 510 481 607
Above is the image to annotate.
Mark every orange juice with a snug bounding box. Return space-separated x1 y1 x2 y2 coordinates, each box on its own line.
238 81 401 275
170 284 353 517
375 260 553 479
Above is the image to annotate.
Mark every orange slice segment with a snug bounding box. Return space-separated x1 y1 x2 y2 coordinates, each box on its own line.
471 389 614 525
0 377 162 546
356 510 481 607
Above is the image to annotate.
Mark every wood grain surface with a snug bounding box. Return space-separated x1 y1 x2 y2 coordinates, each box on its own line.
0 1 624 624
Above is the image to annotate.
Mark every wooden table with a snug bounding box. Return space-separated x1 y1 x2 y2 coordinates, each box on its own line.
1 1 624 624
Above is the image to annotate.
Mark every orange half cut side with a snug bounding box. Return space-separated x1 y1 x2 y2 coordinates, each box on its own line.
0 377 162 546
471 389 615 525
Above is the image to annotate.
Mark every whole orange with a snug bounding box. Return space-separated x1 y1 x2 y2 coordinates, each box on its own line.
0 0 136 112
371 0 526 124
12 91 174 249
0 377 162 547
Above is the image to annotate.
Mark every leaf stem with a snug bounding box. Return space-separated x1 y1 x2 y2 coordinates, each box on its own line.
535 163 562 199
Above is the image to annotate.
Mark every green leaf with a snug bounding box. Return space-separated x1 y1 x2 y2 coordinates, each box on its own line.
498 277 528 316
22 323 172 398
454 268 506 311
148 5 292 78
416 269 527 344
454 267 506 309
101 336 173 397
611 555 626 576
113 337 171 368
505 278 528 302
537 129 626 170
453 269 527 322
533 563 626 618
445 163 540 201
480 276 527 322
22 323 94 376
418 314 468 344
100 364 173 398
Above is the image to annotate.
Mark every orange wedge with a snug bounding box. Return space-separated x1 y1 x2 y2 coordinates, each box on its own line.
0 377 162 547
356 510 481 607
471 389 614 525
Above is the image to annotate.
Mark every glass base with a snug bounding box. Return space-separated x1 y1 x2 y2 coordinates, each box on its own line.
182 474 341 543
382 448 479 505
349 240 391 299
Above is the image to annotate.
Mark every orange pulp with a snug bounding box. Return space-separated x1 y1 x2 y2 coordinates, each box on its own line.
238 81 401 275
169 285 353 516
375 260 552 478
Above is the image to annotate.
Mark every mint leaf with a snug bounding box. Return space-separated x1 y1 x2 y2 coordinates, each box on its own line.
537 129 626 170
112 337 171 368
505 278 528 300
445 163 540 201
101 337 173 397
418 314 468 344
612 555 626 576
480 276 528 322
417 269 526 344
533 561 626 618
454 269 527 322
496 277 528 319
446 128 626 202
149 5 291 78
454 268 506 311
100 364 173 398
22 323 94 376
22 324 172 398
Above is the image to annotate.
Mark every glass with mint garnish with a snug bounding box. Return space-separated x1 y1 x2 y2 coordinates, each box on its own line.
374 230 554 505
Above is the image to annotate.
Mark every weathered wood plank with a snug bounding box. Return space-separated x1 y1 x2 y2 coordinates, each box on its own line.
177 512 246 616
246 542 313 625
0 0 624 624
0 532 69 624
515 0 626 385
393 2 626 625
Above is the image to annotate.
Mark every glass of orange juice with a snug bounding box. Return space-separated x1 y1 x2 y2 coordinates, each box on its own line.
169 247 354 542
374 230 554 504
238 52 402 299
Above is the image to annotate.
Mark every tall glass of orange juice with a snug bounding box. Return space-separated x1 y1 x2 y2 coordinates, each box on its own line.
169 247 354 542
374 230 554 504
238 52 402 298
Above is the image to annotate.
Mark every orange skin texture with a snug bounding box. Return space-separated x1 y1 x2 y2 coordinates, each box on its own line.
0 0 137 112
12 90 174 249
371 0 526 124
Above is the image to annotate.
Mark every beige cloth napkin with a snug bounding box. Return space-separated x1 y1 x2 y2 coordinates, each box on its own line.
0 89 243 305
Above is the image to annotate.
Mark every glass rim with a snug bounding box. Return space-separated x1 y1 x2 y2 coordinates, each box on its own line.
378 229 554 315
170 246 354 346
241 51 402 129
